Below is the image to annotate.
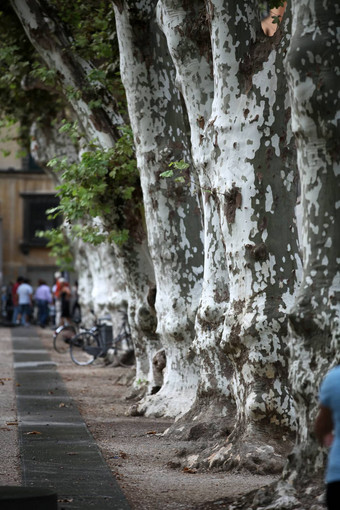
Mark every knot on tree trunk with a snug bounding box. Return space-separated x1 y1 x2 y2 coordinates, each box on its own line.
224 184 242 224
245 242 269 263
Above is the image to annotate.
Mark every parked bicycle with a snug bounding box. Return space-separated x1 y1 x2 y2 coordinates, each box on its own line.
53 311 106 354
69 310 134 367
53 319 81 354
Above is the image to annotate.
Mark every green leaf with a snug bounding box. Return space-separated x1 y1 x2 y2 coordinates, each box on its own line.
169 160 190 171
160 170 174 178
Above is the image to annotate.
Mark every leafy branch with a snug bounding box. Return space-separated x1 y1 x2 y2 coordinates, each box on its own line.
47 125 140 246
35 228 74 271
161 160 224 196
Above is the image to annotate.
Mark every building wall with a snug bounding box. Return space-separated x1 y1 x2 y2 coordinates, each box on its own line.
0 170 59 287
0 123 59 288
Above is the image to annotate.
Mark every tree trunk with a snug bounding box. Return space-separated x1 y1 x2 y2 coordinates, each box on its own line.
10 0 122 146
113 0 205 417
156 0 235 441
11 0 162 394
283 0 340 488
204 0 300 472
158 0 300 472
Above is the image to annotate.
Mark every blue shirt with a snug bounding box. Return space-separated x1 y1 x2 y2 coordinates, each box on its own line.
319 366 340 483
34 284 52 303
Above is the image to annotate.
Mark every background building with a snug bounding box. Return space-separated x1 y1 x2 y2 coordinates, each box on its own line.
0 126 60 290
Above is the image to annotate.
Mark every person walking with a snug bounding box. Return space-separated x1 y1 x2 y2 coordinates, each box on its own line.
12 276 24 324
59 278 71 326
16 278 33 326
71 280 81 322
34 279 53 328
315 365 340 510
52 272 62 328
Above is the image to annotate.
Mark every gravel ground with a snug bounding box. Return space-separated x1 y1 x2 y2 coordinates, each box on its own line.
0 326 277 509
0 327 21 486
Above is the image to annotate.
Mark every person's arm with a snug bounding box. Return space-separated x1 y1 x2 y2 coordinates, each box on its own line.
315 404 334 446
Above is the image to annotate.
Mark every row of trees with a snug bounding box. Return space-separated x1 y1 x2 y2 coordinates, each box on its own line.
1 0 339 506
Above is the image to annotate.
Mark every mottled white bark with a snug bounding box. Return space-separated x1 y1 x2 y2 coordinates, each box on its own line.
71 235 161 388
11 1 340 496
203 1 300 470
158 0 300 471
284 0 340 485
113 0 204 417
11 0 163 392
157 0 233 430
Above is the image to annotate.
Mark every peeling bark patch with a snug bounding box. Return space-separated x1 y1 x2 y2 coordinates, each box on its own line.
228 322 241 353
182 6 212 63
238 31 282 94
112 0 124 14
89 111 111 134
214 287 230 304
197 115 205 129
245 243 269 262
252 243 269 262
224 185 242 224
259 216 268 232
151 196 158 211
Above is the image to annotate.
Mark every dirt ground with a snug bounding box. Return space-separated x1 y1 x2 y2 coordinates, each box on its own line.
33 328 279 510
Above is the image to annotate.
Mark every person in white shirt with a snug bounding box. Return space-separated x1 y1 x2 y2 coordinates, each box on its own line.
17 278 33 326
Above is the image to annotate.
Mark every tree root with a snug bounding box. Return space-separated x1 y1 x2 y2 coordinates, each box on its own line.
195 478 325 509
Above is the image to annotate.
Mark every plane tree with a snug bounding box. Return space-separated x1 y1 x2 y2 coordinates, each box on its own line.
2 0 339 507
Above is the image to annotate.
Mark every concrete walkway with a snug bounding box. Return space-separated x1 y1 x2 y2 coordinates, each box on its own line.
10 325 131 510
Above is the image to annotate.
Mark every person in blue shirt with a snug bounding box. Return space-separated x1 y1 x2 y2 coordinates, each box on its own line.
315 365 340 510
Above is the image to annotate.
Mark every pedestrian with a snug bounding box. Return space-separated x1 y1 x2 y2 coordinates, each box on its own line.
11 276 24 324
52 272 62 327
34 279 53 328
71 280 81 322
5 282 13 322
16 278 33 326
1 286 7 319
59 278 71 326
48 301 56 327
315 365 340 510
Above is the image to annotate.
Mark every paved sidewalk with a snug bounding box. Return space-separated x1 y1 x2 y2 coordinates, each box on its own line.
10 325 131 510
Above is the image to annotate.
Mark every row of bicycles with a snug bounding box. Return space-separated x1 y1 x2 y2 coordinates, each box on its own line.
53 310 134 367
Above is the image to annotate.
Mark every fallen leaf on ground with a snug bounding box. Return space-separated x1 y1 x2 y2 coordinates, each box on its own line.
183 467 197 474
146 430 157 435
25 431 42 435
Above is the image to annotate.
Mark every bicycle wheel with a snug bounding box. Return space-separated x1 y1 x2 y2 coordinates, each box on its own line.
70 331 100 366
53 325 77 353
113 333 134 367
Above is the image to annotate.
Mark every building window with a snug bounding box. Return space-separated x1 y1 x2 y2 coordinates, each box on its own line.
20 193 61 254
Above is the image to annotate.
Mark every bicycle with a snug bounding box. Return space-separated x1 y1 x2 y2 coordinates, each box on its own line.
53 310 100 354
69 311 134 367
53 319 81 354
